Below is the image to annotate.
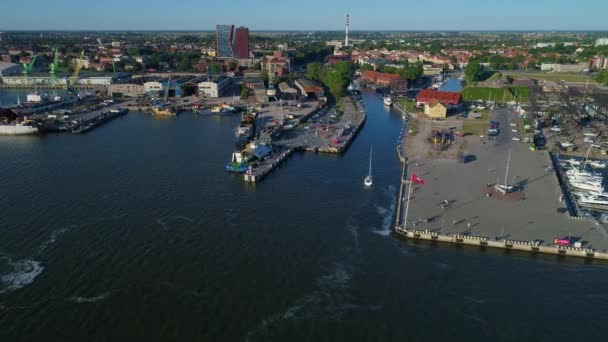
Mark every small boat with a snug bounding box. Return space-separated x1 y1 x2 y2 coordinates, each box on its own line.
383 96 393 106
364 146 373 187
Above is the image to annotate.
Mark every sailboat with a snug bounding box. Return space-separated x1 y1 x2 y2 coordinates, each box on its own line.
364 147 373 187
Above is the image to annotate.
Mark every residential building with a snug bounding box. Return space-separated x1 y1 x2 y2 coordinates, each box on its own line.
216 25 236 59
198 76 231 98
416 89 462 107
234 27 250 59
360 70 405 88
595 38 608 47
261 51 290 82
589 56 608 70
424 100 447 119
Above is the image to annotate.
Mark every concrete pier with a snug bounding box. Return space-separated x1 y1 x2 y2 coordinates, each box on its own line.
244 148 294 183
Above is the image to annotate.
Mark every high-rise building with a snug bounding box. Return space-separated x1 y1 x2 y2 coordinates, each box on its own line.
234 27 250 59
216 24 236 59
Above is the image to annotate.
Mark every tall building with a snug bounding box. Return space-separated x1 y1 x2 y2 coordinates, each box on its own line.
216 24 236 59
234 27 250 59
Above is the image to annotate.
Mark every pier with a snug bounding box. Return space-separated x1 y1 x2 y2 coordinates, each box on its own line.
239 94 367 183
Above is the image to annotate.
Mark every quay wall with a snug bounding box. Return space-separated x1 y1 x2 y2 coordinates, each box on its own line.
394 227 608 260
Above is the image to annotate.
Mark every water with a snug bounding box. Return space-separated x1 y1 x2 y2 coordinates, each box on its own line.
439 77 463 92
0 91 607 341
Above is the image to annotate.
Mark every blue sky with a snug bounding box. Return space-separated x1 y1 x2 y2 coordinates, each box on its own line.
0 0 606 31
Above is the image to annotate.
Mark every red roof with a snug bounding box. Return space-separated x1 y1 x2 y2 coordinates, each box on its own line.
417 89 462 105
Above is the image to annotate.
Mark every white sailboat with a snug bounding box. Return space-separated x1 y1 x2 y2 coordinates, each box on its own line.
364 147 373 187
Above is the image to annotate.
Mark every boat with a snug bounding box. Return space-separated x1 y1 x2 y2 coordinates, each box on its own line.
364 146 373 187
569 179 604 192
589 160 607 169
225 152 250 173
0 120 39 135
152 106 176 116
578 193 608 209
383 96 393 106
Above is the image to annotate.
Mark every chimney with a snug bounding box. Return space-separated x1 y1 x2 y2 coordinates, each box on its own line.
345 14 350 47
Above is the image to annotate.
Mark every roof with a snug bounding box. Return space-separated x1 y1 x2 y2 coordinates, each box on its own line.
426 100 445 109
417 89 462 105
278 82 297 94
295 78 323 93
0 61 21 72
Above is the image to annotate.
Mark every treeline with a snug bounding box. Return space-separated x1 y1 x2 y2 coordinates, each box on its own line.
359 60 423 80
293 43 333 65
596 70 608 86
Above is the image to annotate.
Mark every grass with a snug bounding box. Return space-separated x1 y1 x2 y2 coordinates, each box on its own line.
502 71 596 83
408 119 419 135
462 112 489 136
399 98 416 113
462 86 530 103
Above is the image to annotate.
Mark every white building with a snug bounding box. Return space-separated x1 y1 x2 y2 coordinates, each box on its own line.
198 76 231 98
540 62 588 73
595 37 608 47
144 81 163 93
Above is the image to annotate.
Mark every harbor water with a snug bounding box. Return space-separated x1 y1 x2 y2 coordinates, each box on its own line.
1 90 608 341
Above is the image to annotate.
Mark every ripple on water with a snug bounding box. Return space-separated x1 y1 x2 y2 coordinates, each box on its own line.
0 259 44 294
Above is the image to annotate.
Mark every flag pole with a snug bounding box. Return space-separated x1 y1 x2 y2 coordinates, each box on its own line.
403 172 413 229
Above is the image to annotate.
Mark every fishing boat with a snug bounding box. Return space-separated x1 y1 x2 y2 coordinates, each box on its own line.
364 146 373 187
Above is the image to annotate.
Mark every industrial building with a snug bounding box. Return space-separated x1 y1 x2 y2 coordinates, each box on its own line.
1 73 130 86
198 76 231 98
295 78 324 98
540 62 588 73
0 61 23 78
424 100 447 119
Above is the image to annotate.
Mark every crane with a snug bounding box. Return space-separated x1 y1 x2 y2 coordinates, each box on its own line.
65 50 85 99
68 50 85 89
48 48 59 86
21 55 37 86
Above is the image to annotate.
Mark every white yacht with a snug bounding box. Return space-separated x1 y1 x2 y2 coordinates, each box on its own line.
589 160 607 169
570 179 604 193
364 147 373 187
383 96 393 106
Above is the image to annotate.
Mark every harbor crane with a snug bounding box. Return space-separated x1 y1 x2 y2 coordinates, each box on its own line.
48 48 59 86
21 55 37 87
66 50 85 98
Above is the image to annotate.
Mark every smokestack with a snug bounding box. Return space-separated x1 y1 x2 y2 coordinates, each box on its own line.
345 14 349 47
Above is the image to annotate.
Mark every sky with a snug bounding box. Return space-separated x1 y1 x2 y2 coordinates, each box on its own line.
0 0 606 31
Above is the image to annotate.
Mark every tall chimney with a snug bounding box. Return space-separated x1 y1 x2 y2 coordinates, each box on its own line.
345 14 350 47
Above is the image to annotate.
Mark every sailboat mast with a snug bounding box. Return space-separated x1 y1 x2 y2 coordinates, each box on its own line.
504 149 512 187
369 147 373 176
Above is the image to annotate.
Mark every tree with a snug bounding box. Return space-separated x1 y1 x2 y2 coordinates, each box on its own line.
240 84 249 100
306 62 322 81
321 69 345 99
464 60 483 83
260 71 269 86
228 61 237 72
596 70 608 86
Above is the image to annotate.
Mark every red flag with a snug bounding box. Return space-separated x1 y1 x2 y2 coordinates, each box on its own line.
412 173 424 185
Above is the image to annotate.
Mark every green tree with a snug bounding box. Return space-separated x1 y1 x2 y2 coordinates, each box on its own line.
240 85 249 100
596 70 608 86
464 60 482 83
260 71 269 86
321 69 345 99
306 62 323 81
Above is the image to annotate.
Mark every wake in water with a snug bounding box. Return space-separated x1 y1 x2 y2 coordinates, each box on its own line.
373 185 397 236
156 216 195 230
245 262 382 341
65 291 110 304
0 259 44 294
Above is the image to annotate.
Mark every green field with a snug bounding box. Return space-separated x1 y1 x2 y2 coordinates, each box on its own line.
502 71 596 83
462 86 529 103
